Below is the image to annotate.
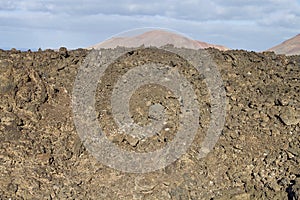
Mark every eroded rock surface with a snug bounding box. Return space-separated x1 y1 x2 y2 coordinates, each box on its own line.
0 47 299 199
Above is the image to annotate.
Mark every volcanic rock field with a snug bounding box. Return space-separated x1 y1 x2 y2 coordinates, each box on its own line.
0 47 299 199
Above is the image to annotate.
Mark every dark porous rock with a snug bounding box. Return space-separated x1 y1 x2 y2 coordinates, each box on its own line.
59 47 68 58
0 47 299 199
291 177 300 200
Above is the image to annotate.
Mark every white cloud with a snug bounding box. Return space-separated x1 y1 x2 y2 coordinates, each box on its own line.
0 0 300 50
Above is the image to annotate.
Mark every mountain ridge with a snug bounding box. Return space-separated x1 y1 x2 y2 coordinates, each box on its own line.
268 34 300 55
90 30 229 51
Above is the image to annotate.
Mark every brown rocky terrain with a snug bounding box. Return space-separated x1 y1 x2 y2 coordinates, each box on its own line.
268 34 300 55
90 30 229 51
0 47 299 199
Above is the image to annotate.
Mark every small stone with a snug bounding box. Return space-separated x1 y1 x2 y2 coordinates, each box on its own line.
232 193 251 200
271 128 280 136
287 147 299 156
146 101 152 107
134 176 157 193
59 47 68 58
126 136 139 147
7 183 18 193
277 97 290 106
225 86 234 94
215 193 251 200
269 181 281 192
279 107 300 125
36 153 51 164
292 177 300 200
10 48 18 53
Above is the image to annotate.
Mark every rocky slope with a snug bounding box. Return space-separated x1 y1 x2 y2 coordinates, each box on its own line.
268 34 300 55
0 47 299 199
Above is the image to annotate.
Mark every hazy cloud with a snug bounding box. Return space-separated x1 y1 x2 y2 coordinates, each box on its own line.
0 0 300 50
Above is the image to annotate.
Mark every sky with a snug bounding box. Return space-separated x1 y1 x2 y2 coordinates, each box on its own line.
1 0 300 51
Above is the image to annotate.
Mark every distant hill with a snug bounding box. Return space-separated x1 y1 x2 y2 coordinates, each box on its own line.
90 30 229 51
268 34 300 55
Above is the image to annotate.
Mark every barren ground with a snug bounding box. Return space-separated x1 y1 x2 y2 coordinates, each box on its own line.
0 47 299 199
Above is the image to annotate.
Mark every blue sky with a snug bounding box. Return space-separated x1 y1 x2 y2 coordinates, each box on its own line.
1 0 300 51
